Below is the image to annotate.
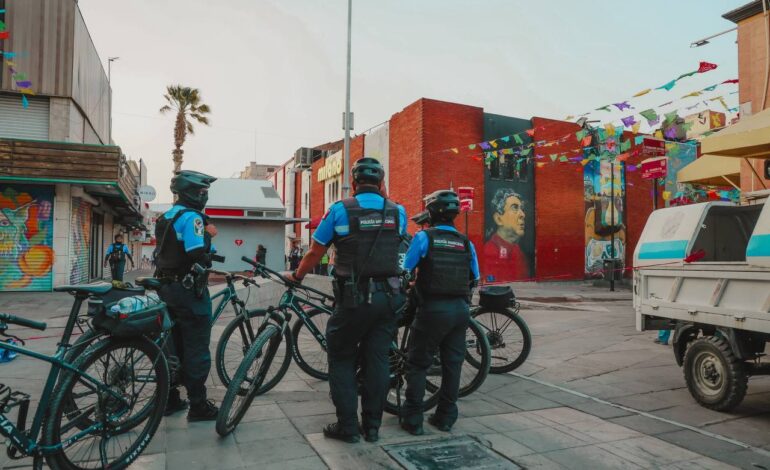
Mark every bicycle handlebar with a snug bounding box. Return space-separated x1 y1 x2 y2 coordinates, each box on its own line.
240 256 333 300
0 313 47 331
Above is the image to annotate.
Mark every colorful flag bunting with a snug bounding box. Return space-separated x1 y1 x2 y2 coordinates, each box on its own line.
559 156 569 162
513 134 523 145
677 70 698 80
581 135 592 147
575 129 588 141
595 105 612 112
633 88 652 97
479 142 491 150
0 32 9 40
620 116 636 128
450 148 459 154
702 84 718 92
664 111 678 123
620 140 631 152
656 80 676 91
536 162 546 168
468 144 476 150
521 148 532 156
697 61 718 73
500 136 510 143
664 126 678 139
613 101 632 111
604 123 615 136
634 135 645 145
681 91 701 98
21 95 28 108
722 79 739 84
632 122 641 134
525 129 535 137
15 80 31 88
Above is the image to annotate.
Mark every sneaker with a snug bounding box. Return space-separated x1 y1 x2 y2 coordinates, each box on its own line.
164 389 189 417
428 414 451 432
359 425 379 443
187 399 218 422
400 422 424 436
323 422 360 443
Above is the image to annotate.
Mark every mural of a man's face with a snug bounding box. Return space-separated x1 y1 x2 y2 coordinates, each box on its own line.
494 195 525 243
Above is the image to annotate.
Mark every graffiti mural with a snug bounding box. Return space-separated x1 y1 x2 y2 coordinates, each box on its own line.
70 197 92 284
482 115 535 282
0 185 54 291
584 160 626 277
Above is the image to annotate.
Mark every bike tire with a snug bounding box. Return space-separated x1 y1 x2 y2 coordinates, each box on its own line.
216 325 281 437
291 309 330 381
456 318 491 397
215 309 292 392
470 307 531 374
44 337 169 470
383 327 441 416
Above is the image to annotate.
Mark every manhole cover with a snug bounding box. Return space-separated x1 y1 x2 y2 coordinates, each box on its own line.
384 436 520 470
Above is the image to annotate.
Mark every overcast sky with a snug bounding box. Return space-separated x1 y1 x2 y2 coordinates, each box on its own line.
78 0 743 202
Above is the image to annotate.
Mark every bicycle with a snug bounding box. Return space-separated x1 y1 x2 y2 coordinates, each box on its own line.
470 285 532 373
215 256 334 392
0 283 169 470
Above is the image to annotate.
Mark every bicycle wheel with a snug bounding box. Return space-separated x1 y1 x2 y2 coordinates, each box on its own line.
44 337 169 470
216 309 291 392
471 307 531 373
291 309 330 380
455 318 491 397
383 327 441 416
216 325 282 437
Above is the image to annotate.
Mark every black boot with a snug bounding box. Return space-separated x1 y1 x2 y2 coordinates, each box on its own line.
187 399 218 422
359 425 379 443
323 422 360 443
164 388 189 416
400 421 424 436
428 414 451 432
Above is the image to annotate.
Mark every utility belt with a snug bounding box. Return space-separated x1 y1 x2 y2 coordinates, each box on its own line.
155 266 209 299
332 276 403 309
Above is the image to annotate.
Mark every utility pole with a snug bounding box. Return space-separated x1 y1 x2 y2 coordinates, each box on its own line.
610 159 616 292
107 57 119 144
341 0 353 198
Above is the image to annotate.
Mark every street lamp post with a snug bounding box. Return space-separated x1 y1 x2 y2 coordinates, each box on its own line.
341 0 353 198
107 57 119 144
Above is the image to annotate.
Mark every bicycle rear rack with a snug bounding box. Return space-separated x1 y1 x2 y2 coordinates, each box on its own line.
1 383 31 460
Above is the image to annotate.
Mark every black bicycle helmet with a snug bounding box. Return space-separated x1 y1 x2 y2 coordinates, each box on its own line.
425 190 460 222
170 170 217 210
351 157 384 185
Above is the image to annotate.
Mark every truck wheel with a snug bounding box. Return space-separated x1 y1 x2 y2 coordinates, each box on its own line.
683 336 748 411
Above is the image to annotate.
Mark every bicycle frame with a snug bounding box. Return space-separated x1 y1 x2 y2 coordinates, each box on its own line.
0 296 133 457
278 289 333 353
210 280 244 326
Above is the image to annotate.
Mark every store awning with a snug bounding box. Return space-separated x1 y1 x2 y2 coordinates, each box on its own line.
677 154 741 188
305 216 322 229
700 107 770 159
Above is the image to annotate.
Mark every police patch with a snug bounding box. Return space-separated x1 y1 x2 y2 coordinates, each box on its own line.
194 217 204 236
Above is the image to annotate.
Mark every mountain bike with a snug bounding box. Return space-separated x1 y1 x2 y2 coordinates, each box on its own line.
215 256 333 393
0 283 168 470
470 286 532 373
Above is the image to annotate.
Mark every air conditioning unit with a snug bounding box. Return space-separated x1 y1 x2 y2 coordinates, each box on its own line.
294 148 314 168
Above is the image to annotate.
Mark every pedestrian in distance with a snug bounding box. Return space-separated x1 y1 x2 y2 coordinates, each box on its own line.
401 190 480 435
104 234 134 282
256 244 267 265
154 170 220 422
286 157 408 444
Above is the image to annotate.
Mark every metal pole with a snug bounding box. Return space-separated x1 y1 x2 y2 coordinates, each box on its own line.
107 57 119 145
653 178 658 210
465 210 469 237
341 0 353 198
610 160 616 292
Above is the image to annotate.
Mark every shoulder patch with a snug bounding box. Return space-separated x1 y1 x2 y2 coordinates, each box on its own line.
193 217 204 237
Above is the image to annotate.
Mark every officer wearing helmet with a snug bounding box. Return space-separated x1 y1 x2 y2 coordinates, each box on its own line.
154 170 219 421
287 157 407 443
400 190 480 435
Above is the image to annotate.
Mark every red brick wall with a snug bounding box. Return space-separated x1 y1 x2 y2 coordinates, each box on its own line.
532 117 584 280
310 158 325 223
390 100 424 228
293 170 302 241
421 99 485 253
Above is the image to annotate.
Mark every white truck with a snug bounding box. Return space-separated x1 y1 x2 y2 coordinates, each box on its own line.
634 197 770 411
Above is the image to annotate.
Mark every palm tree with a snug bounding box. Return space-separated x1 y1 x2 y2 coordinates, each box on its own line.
159 85 211 174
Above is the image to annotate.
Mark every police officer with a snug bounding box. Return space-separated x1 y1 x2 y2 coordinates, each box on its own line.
104 234 134 281
286 157 407 443
401 190 480 435
154 170 219 421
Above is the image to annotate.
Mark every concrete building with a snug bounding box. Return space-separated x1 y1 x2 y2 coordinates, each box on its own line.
0 1 143 291
724 1 770 192
239 162 279 180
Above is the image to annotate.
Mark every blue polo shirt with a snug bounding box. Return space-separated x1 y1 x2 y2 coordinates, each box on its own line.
106 244 130 256
162 205 214 252
403 225 480 280
313 193 408 246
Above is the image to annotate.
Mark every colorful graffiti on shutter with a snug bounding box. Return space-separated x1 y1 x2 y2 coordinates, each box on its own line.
0 185 54 291
69 197 92 284
584 160 626 277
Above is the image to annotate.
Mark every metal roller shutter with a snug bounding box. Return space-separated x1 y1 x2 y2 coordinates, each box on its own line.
0 95 50 140
0 184 55 292
69 197 92 284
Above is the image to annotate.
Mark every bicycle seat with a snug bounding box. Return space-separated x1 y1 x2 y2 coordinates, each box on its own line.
135 277 164 290
54 282 113 296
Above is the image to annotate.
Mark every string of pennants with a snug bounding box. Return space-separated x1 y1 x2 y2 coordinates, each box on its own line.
0 8 36 109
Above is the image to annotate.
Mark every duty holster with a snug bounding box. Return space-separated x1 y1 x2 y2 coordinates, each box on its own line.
333 278 363 309
190 263 209 299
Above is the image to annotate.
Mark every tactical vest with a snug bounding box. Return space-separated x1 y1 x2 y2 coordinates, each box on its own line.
154 208 210 276
333 196 402 279
109 243 126 263
417 228 472 297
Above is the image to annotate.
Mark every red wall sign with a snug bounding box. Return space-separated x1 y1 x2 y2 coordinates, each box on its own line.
460 199 473 212
642 138 666 157
641 157 668 179
457 186 475 201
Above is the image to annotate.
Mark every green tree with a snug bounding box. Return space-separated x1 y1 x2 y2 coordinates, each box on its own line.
159 85 211 174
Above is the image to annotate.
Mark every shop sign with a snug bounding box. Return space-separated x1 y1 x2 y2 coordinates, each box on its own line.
460 199 473 212
457 186 475 201
641 157 668 179
318 153 343 181
642 138 665 157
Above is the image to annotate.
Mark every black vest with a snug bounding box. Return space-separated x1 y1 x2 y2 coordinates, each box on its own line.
333 195 402 279
417 228 472 297
154 208 210 276
109 243 126 262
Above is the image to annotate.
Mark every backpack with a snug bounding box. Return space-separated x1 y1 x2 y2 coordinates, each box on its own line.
109 243 125 263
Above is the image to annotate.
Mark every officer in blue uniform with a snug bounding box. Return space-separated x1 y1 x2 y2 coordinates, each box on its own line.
401 190 480 435
154 170 219 421
287 158 407 443
104 234 134 281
